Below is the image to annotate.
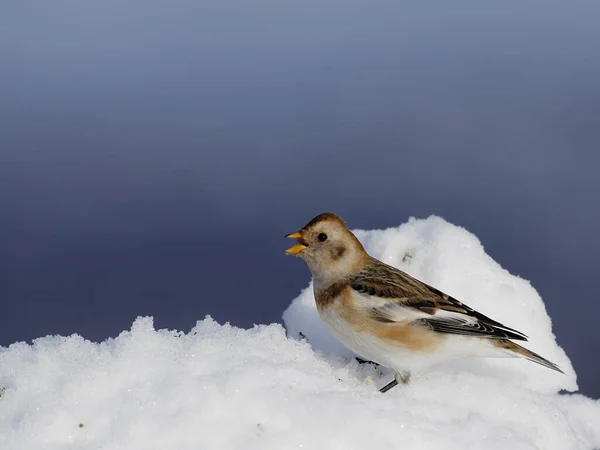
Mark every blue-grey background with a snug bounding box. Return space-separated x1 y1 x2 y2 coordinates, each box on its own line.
1 2 599 397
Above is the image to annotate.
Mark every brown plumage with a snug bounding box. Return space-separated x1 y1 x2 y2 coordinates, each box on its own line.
285 212 563 392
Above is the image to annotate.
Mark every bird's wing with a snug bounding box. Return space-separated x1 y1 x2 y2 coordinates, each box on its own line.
349 261 528 341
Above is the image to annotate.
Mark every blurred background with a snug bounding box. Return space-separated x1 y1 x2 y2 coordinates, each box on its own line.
1 1 599 397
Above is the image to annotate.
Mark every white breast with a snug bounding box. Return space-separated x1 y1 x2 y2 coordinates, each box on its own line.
317 301 505 374
317 305 389 365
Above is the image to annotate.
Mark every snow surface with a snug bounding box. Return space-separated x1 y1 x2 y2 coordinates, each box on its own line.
1 216 600 450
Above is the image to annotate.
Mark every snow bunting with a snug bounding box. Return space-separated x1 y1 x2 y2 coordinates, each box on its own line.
285 212 563 393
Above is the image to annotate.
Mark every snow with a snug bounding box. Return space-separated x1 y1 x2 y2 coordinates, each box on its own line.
284 216 575 394
1 216 600 450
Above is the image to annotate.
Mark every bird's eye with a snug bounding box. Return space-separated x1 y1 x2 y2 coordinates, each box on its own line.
318 233 328 242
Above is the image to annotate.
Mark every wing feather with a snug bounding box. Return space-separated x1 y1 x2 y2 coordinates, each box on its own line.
350 260 528 341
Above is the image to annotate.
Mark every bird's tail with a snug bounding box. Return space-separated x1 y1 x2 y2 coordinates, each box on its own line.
494 340 564 373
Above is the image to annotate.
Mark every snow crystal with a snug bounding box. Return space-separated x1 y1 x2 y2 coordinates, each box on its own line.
0 216 599 450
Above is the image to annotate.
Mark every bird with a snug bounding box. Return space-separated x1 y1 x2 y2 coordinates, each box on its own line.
284 212 563 393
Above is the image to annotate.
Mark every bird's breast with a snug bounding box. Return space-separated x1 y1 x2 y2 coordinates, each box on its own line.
314 286 451 371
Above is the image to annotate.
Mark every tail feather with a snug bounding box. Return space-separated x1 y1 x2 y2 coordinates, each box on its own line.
493 340 564 374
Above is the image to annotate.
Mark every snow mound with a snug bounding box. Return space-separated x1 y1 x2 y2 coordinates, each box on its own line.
0 216 599 449
0 317 598 450
284 216 576 394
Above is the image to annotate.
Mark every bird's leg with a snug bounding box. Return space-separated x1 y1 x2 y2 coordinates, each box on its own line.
379 371 411 394
379 379 398 393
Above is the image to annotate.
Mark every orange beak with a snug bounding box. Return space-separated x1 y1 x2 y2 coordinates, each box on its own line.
285 232 307 255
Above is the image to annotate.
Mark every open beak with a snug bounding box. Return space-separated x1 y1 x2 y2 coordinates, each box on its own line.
285 231 307 255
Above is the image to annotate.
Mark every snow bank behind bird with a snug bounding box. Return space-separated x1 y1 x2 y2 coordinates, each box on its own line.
284 215 575 394
0 216 599 449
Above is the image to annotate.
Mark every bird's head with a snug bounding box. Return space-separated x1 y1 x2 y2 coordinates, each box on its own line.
285 212 367 288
